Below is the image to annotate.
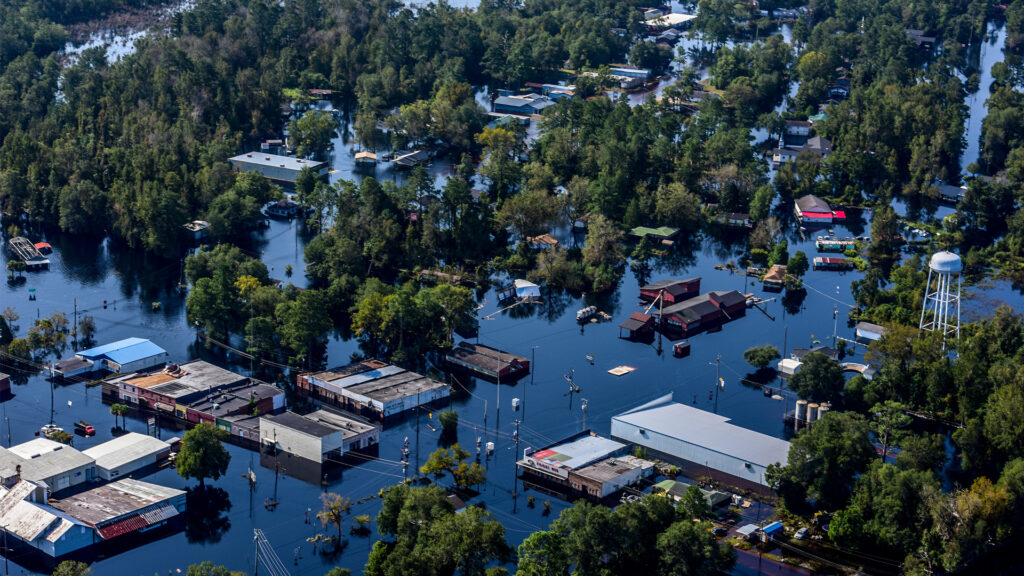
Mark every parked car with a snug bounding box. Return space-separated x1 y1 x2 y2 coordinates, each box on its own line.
712 527 728 538
794 527 808 540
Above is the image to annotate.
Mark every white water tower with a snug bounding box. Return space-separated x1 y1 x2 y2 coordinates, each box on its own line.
919 251 962 342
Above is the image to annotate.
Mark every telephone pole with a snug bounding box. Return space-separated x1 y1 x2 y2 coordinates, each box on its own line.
710 354 722 413
581 398 588 430
512 419 521 498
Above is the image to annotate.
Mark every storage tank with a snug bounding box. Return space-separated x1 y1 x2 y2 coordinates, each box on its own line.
817 403 830 420
795 400 808 422
807 403 820 423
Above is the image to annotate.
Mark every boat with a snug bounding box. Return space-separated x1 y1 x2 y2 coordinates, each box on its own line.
40 423 64 438
576 305 598 322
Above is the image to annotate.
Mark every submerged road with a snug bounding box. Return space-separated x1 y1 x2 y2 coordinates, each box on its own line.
733 547 814 576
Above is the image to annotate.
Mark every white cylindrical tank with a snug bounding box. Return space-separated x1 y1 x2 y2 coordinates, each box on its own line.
929 251 963 273
807 403 820 423
795 400 808 422
817 403 830 420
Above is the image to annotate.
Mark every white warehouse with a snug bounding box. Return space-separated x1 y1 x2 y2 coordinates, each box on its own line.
83 432 173 480
611 395 790 493
260 410 380 464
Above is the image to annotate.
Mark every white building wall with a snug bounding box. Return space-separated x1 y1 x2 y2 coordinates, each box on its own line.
610 419 769 487
113 352 169 374
260 421 346 463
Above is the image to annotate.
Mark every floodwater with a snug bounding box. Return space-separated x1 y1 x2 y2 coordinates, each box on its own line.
9 198 1017 574
961 21 1008 174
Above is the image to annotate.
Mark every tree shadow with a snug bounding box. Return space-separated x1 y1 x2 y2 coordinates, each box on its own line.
781 288 807 316
185 486 232 544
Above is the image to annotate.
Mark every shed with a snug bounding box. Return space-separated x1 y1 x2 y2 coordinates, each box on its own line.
445 342 530 380
761 521 784 540
629 226 679 244
763 265 786 290
260 412 348 464
618 312 655 339
855 322 886 342
355 151 378 164
640 278 701 304
736 524 759 540
83 433 172 480
525 234 559 250
709 290 747 317
265 198 301 218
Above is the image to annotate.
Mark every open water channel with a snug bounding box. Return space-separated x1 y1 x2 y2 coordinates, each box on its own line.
2 3 1019 575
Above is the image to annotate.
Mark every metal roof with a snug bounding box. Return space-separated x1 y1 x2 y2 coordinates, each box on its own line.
612 402 790 468
795 195 831 213
77 338 167 366
262 412 340 438
5 439 94 481
229 153 327 172
83 433 170 472
528 434 625 471
51 478 185 527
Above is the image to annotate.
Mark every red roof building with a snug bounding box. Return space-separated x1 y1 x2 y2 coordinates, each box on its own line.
640 278 701 304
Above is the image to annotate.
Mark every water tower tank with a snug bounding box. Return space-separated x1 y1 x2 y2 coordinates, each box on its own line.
920 251 962 344
929 251 963 273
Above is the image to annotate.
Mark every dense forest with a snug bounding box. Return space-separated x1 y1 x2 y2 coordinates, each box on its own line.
4 0 1024 572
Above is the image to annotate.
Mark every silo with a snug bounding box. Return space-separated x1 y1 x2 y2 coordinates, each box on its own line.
807 403 820 423
795 400 808 422
817 403 830 420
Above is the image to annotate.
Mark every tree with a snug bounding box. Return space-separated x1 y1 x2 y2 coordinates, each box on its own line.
896 433 947 474
788 351 845 404
829 462 937 553
656 520 736 576
766 412 875 511
185 563 243 576
420 443 486 490
325 569 352 576
289 110 337 158
676 485 711 520
318 492 352 543
870 401 912 461
109 403 130 429
52 561 91 576
495 189 559 242
582 214 623 270
743 345 780 370
788 251 809 277
175 422 231 488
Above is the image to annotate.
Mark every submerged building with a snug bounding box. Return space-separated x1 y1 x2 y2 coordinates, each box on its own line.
611 395 790 493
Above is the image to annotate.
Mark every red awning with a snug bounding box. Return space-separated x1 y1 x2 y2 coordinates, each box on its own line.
832 210 847 220
800 212 832 218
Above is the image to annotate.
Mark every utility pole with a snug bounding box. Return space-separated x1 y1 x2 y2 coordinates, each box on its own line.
832 305 839 347
710 354 722 413
512 419 521 498
581 398 588 430
657 290 664 355
73 298 78 352
528 345 537 420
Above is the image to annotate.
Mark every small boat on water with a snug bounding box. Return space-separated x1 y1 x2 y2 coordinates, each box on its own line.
576 305 598 322
40 423 63 438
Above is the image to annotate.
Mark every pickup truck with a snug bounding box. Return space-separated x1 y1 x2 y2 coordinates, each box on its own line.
74 421 95 436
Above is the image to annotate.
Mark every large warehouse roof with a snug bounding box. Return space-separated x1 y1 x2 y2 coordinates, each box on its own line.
612 402 790 468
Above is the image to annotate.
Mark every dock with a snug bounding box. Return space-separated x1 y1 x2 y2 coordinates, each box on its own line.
444 342 530 381
7 237 49 270
815 237 857 252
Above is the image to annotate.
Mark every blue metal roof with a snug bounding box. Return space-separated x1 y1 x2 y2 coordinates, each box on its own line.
77 338 167 365
762 521 784 534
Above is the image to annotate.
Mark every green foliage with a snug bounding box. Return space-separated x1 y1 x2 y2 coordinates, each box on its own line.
51 561 91 576
788 352 845 404
289 110 336 158
184 562 243 576
766 412 875 512
318 492 352 542
742 345 780 370
517 495 734 576
175 422 231 487
419 443 486 490
438 409 459 434
787 251 809 277
676 486 711 521
369 485 511 576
